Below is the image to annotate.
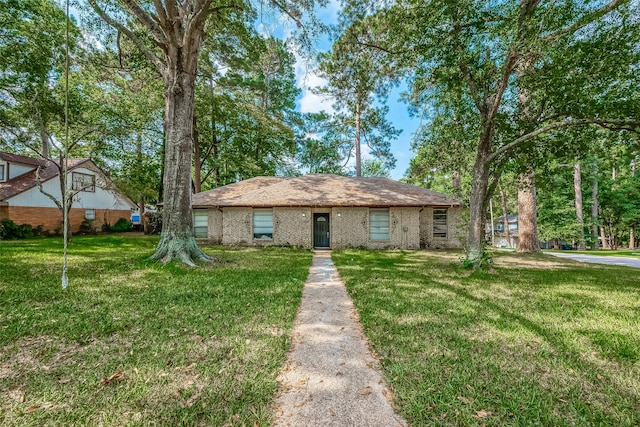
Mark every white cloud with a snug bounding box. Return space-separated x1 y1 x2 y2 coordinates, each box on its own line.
295 56 334 114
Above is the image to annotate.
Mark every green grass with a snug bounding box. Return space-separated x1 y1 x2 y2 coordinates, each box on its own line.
0 236 312 426
332 249 640 426
544 249 640 257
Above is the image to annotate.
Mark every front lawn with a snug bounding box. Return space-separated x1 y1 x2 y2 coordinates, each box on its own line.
0 236 312 426
332 250 640 426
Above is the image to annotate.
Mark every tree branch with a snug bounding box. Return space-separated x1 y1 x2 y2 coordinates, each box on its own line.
152 0 169 29
487 50 517 122
544 0 627 41
488 118 640 163
269 0 303 29
35 166 63 210
452 23 483 113
88 0 165 75
121 0 168 46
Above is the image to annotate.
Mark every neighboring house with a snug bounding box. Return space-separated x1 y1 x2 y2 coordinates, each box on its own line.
0 152 136 233
486 214 518 248
192 174 464 250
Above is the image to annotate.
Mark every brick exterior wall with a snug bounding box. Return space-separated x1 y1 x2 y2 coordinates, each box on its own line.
222 207 252 245
331 207 421 249
273 207 312 247
419 207 464 249
205 206 463 250
4 206 131 233
207 209 223 243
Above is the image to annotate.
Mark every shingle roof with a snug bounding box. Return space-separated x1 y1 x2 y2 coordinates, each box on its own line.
0 155 89 201
0 152 48 167
192 174 462 208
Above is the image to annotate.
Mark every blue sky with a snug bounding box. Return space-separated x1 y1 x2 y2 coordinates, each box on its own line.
290 1 420 180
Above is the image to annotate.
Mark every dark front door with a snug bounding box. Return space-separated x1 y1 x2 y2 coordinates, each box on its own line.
313 213 330 248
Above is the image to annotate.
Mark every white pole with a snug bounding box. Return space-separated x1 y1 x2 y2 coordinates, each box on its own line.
61 0 70 289
489 198 495 248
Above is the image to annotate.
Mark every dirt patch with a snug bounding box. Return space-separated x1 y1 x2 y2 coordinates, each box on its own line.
493 254 571 269
0 336 84 381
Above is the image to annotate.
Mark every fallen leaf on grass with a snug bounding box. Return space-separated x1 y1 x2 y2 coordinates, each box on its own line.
597 374 603 380
474 410 492 419
277 406 283 416
181 392 202 408
295 401 305 407
25 402 54 413
100 370 125 386
458 396 474 405
329 409 336 416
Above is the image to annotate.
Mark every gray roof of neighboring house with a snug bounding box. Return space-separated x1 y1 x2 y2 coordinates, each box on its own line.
192 174 462 208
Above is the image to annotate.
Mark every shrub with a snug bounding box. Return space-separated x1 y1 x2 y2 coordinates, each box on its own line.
110 217 133 232
79 219 97 235
0 219 34 240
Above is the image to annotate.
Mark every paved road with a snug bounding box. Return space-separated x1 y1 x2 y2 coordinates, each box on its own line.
544 252 640 268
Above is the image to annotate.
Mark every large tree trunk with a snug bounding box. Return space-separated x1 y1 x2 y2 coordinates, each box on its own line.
630 157 636 249
591 161 600 250
39 125 49 158
452 170 461 195
151 70 209 266
600 225 609 249
515 52 540 253
355 101 362 177
574 162 585 250
517 170 540 253
466 140 491 265
499 185 512 248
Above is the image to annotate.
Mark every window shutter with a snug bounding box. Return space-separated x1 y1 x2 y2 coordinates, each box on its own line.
433 209 447 238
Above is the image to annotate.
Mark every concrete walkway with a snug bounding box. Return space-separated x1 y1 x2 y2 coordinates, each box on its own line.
273 251 406 427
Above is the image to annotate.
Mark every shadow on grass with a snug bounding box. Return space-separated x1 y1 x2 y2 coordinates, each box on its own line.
333 249 640 426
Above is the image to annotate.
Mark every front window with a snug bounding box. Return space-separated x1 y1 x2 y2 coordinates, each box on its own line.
253 208 273 240
433 209 447 238
0 164 5 181
194 210 208 238
369 208 390 240
85 209 96 220
72 172 95 192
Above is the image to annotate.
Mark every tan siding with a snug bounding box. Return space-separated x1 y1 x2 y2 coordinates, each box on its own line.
222 207 252 245
207 209 223 243
273 207 312 247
